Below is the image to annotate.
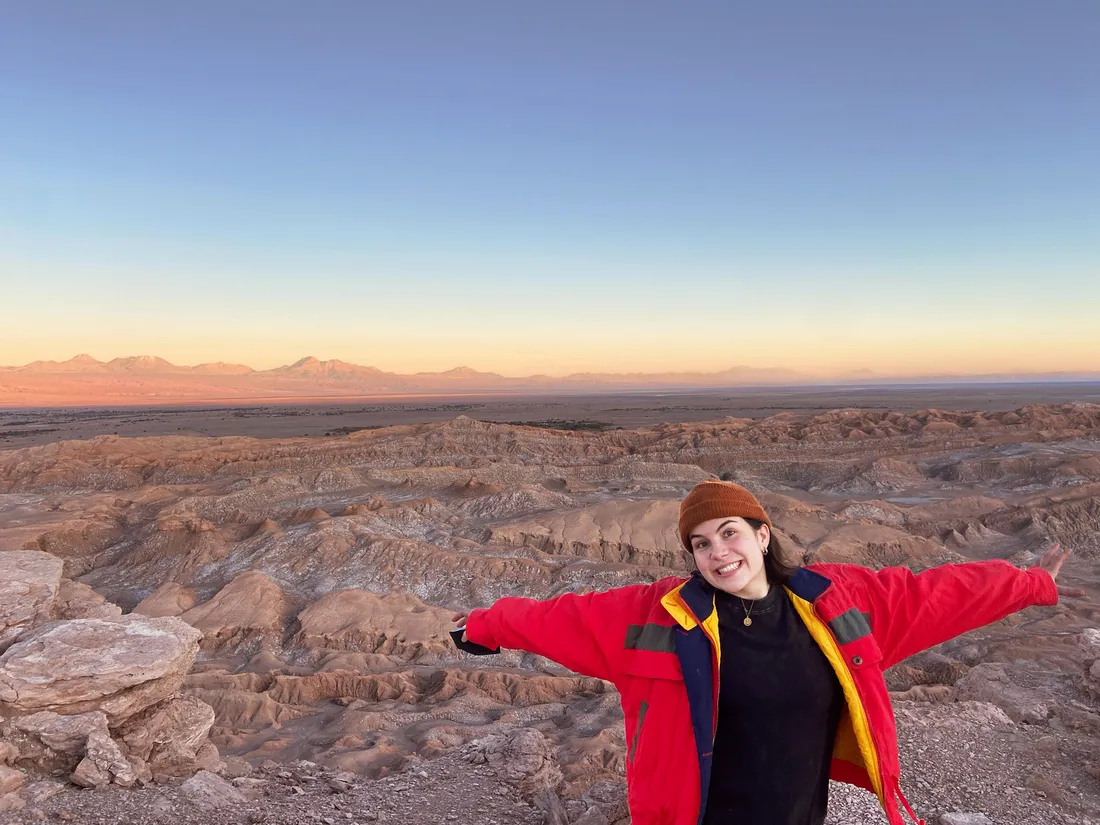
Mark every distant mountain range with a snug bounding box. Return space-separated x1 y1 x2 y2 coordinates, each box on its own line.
1 354 1098 407
3 354 813 388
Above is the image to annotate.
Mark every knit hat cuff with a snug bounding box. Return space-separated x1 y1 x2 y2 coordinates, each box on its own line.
677 482 771 550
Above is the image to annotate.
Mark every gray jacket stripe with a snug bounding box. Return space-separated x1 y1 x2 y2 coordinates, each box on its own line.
828 608 872 645
625 623 678 653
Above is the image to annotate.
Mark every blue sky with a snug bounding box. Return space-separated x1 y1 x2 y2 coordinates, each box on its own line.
1 1 1097 375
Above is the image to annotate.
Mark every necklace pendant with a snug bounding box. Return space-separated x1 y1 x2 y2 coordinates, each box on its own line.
743 616 752 627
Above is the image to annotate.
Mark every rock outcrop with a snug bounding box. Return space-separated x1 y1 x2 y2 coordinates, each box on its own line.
0 550 218 802
116 696 219 776
0 614 201 721
464 727 562 799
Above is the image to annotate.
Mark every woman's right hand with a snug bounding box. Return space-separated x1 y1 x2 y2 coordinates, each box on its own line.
1035 543 1086 599
452 612 470 643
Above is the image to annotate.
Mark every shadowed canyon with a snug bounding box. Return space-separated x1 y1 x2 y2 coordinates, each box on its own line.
1 397 1099 824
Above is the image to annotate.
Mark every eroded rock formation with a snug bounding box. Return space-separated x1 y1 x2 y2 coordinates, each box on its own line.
0 403 1099 822
0 551 219 808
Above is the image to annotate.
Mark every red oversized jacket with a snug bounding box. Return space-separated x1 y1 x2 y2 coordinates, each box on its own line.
463 561 1058 825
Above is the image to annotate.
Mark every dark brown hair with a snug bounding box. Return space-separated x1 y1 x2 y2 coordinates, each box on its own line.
744 517 801 585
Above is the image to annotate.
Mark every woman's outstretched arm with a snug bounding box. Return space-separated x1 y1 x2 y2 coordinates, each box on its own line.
451 583 661 683
854 544 1082 669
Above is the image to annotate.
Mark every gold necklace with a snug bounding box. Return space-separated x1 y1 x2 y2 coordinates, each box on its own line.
739 597 754 627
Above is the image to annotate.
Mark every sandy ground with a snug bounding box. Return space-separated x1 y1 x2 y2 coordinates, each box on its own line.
3 384 1100 449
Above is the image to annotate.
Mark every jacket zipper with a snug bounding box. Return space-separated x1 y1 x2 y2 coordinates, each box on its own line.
812 601 893 814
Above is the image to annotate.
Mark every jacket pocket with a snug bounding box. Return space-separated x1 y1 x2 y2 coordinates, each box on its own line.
620 649 683 681
840 632 883 671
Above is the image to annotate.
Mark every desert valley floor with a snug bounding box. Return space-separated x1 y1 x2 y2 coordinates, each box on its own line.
1 388 1099 824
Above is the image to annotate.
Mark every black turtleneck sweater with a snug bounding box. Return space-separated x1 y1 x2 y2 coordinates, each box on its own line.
702 584 844 825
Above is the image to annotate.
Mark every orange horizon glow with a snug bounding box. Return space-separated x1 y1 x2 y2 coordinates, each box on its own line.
2 340 1097 379
5 257 1097 380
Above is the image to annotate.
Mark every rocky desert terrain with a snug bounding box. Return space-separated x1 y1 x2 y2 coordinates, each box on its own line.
1 398 1099 824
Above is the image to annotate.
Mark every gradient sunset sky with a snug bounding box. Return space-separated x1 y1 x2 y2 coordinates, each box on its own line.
1 2 1097 377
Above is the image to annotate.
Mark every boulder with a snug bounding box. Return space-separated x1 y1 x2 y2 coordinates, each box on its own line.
70 755 108 789
533 788 570 825
465 727 562 799
1080 628 1100 663
0 615 201 724
74 731 138 788
116 696 216 775
0 551 63 653
180 769 246 809
4 702 214 783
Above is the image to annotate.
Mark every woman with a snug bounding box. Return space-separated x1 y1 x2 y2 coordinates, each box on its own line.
451 480 1080 825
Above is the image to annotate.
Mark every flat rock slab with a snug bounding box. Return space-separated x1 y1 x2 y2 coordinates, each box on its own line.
0 615 201 723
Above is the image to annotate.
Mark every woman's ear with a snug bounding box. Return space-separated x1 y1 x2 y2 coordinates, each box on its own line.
757 523 771 549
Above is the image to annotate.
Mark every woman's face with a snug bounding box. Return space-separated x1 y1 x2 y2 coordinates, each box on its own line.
688 516 771 598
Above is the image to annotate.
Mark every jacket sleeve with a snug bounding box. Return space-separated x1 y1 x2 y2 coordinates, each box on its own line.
855 560 1058 669
462 583 655 683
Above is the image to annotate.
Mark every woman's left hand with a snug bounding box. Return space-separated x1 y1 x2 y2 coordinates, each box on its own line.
1036 543 1086 598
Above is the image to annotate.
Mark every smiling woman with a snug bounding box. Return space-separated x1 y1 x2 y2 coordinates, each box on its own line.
678 481 801 602
451 480 1079 825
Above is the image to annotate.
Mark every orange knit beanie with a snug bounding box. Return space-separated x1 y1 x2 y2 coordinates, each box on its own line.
678 480 771 550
